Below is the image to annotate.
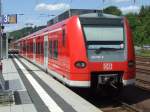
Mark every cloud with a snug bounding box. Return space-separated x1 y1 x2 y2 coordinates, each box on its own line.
5 25 23 32
120 5 140 14
113 0 130 3
103 0 130 3
35 3 70 11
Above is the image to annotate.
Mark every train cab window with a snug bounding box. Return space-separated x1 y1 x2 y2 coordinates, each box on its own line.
83 26 124 41
82 23 126 62
83 26 125 50
53 40 58 59
49 40 52 58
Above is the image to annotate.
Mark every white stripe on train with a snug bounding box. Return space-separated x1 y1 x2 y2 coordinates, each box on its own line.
22 56 135 87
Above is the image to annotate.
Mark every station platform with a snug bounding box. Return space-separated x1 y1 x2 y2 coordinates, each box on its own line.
1 56 37 112
0 55 102 112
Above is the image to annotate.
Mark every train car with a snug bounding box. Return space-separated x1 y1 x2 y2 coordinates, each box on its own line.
9 41 19 54
15 9 136 93
26 38 34 60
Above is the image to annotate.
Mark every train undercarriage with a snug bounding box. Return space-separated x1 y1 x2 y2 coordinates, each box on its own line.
90 72 123 96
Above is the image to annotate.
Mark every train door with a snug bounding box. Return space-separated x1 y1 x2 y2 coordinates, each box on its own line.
44 35 48 69
33 38 36 62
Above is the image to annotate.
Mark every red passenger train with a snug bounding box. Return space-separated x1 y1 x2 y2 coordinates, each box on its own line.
14 9 136 92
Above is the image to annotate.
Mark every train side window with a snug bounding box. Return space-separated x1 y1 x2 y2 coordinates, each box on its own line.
36 43 38 54
49 40 52 58
39 42 41 54
28 43 29 52
53 40 58 59
37 43 40 54
41 42 44 54
27 44 29 52
36 43 37 53
31 43 33 53
62 29 65 47
33 43 36 54
38 43 40 54
39 43 40 54
39 43 41 54
29 43 31 52
40 42 42 54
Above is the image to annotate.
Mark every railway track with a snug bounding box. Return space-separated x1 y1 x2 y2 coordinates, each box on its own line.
97 56 150 112
136 61 150 66
136 78 150 91
136 78 150 85
135 56 150 91
136 56 150 75
73 56 149 112
118 102 142 112
73 88 143 112
136 68 150 74
120 102 142 112
136 56 150 62
102 101 142 112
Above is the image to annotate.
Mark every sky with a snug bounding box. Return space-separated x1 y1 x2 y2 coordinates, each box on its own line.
2 0 150 32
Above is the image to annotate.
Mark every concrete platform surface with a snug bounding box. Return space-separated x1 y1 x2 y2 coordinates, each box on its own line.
0 104 37 112
0 58 37 112
0 55 102 112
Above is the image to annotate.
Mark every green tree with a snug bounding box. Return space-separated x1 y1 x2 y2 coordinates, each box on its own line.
138 6 150 45
126 13 140 45
103 6 122 16
9 25 46 40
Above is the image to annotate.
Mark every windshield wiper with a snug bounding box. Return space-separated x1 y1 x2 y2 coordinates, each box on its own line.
95 47 122 54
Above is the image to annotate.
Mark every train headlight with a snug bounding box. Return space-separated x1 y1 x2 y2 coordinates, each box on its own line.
75 61 86 68
128 60 135 67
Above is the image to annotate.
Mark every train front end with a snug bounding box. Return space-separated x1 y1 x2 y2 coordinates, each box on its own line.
68 13 135 92
79 14 135 91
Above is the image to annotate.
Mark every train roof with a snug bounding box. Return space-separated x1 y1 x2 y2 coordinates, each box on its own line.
16 9 123 42
47 9 123 26
79 13 121 19
16 26 49 42
47 9 100 26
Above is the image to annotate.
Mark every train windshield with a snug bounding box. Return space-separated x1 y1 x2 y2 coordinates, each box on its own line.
83 26 124 42
83 26 124 50
82 25 126 62
80 17 126 62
